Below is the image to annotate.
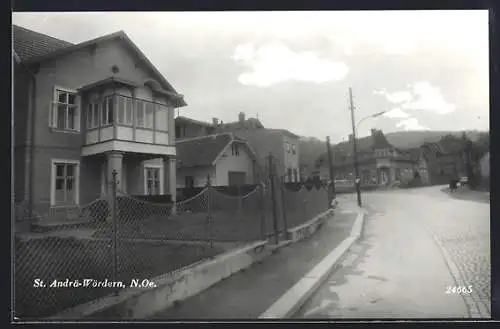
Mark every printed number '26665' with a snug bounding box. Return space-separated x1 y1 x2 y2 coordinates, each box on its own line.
446 286 472 294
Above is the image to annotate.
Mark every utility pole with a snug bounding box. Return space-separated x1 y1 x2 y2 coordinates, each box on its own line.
349 87 362 207
326 136 336 207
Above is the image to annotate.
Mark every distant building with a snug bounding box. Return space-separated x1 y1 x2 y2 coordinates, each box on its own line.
212 112 301 183
175 116 216 139
420 135 466 184
176 133 258 187
314 129 429 186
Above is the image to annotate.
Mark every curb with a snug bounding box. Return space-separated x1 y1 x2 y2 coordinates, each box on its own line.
259 209 365 319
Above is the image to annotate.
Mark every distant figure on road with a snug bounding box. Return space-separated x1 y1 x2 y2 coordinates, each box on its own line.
449 179 459 192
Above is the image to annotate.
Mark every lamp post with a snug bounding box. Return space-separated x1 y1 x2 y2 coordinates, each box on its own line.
348 87 387 207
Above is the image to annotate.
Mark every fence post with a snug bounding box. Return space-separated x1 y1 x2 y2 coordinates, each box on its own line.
111 169 119 292
268 153 279 245
259 183 266 240
280 178 289 240
206 174 213 249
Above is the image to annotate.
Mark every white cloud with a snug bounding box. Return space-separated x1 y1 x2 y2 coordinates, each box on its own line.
383 108 411 119
396 118 429 131
374 81 456 115
401 81 456 114
232 42 349 87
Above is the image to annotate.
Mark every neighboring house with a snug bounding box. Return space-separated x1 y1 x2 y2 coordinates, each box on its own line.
212 112 301 182
176 133 258 187
314 129 422 187
13 25 186 220
421 134 465 184
175 116 216 139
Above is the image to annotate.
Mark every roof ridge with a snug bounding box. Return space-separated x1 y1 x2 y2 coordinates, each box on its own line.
176 133 232 143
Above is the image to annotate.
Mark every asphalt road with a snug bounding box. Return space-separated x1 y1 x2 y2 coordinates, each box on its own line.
293 186 491 319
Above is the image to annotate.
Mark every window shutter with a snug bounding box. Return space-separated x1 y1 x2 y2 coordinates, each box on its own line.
49 101 57 128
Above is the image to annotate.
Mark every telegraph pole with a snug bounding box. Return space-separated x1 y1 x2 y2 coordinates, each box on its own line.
349 87 362 207
326 136 336 206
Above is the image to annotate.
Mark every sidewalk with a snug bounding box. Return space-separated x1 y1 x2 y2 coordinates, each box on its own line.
151 205 359 319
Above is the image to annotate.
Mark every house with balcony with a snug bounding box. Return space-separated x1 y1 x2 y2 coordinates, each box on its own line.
13 25 186 222
212 112 301 182
176 133 258 188
314 129 429 187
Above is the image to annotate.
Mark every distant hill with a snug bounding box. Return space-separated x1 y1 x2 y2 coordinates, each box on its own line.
384 130 485 149
298 130 488 176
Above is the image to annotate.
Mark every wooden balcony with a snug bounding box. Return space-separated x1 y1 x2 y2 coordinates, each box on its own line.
81 94 175 157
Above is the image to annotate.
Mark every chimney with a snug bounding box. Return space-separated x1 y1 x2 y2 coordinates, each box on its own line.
212 118 219 125
238 112 245 123
348 134 354 142
371 128 377 136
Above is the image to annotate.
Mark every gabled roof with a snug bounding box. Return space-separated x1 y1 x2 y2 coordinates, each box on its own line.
12 25 186 107
176 133 253 168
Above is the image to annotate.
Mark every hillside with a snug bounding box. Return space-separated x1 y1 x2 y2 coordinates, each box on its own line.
384 130 485 149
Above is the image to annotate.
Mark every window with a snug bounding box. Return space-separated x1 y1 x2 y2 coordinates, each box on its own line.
293 168 298 182
145 102 154 129
86 103 100 129
291 144 296 155
284 141 290 153
231 143 240 156
136 100 145 128
117 95 133 126
51 160 79 206
145 166 162 195
396 168 401 180
101 96 114 126
287 168 292 182
185 176 194 188
155 104 168 131
50 88 80 131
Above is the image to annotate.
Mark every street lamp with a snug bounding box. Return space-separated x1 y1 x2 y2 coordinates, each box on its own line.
350 109 387 208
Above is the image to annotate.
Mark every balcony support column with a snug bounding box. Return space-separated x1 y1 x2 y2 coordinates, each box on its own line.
163 155 177 215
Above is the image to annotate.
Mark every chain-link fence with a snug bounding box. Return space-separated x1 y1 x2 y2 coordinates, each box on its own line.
14 154 332 319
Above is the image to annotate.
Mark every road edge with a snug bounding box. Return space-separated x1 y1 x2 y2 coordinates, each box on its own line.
258 209 366 319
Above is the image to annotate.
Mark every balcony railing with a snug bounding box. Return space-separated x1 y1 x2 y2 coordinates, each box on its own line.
85 94 171 146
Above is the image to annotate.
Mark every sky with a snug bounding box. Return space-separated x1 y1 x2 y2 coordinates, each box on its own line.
12 10 489 143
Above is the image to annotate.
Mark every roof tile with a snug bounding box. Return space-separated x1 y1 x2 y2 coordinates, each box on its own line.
176 134 234 168
13 25 74 62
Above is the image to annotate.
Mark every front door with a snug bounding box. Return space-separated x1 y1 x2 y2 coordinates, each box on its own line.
145 167 161 195
379 168 389 186
228 171 246 187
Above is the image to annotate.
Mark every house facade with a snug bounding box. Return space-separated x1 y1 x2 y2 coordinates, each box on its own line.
213 112 301 182
176 133 257 188
420 135 466 185
314 129 429 187
13 25 186 220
